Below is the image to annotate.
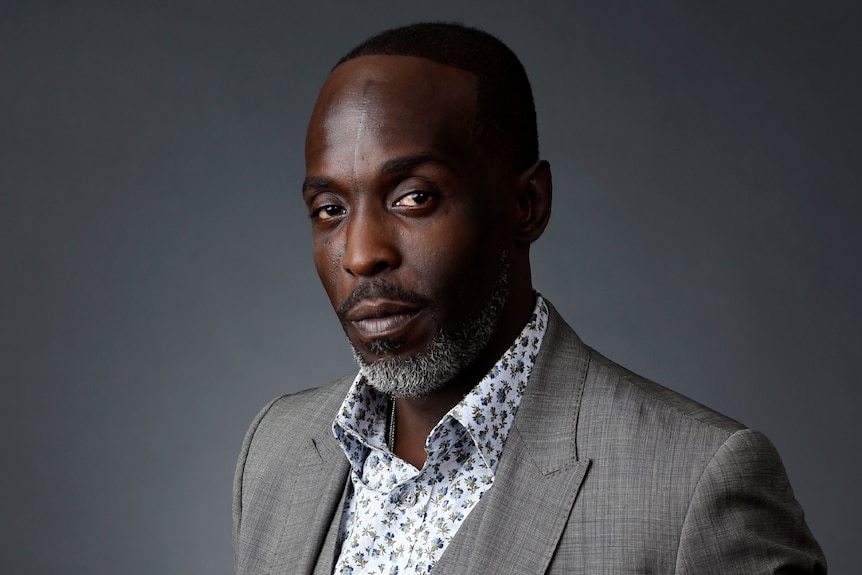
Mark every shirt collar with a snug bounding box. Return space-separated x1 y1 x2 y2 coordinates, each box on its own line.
446 294 548 472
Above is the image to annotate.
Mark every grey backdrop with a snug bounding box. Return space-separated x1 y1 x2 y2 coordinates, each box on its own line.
2 1 859 574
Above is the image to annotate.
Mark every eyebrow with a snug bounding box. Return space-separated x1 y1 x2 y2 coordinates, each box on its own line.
301 153 454 194
302 176 334 194
380 153 449 175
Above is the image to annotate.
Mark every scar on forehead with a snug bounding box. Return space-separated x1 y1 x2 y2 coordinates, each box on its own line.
349 84 376 183
314 80 383 187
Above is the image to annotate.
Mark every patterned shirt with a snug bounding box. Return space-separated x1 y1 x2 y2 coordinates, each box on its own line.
332 295 549 575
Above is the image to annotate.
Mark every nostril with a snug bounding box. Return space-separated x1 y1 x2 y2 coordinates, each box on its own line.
341 215 402 276
345 259 391 277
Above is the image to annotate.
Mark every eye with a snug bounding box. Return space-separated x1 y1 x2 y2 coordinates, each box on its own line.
311 204 345 221
394 191 432 208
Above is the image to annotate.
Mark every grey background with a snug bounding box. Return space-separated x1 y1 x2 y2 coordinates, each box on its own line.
2 1 859 573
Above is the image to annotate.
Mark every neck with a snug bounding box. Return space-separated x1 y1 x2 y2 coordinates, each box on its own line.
390 287 536 468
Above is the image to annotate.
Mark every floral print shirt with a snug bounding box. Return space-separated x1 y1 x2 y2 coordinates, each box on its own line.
332 295 549 575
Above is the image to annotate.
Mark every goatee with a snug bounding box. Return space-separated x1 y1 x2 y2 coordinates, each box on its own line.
351 258 509 398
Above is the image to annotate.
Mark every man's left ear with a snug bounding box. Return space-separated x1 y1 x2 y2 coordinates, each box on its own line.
513 159 552 245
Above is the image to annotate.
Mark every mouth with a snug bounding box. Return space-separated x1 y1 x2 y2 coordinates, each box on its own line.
342 300 424 340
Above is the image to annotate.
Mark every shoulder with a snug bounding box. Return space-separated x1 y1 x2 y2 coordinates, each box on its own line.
575 345 759 483
533 303 826 571
233 376 356 569
242 375 355 455
584 346 745 438
233 375 353 518
258 377 355 430
537 301 749 466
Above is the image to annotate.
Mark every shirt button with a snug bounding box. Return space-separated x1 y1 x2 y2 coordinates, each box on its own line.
401 491 417 506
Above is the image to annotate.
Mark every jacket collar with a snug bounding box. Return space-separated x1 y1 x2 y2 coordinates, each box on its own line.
433 301 593 574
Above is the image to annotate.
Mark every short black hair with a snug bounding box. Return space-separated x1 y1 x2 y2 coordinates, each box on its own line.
337 22 538 171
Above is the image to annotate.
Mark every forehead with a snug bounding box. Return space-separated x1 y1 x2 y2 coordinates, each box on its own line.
305 55 479 166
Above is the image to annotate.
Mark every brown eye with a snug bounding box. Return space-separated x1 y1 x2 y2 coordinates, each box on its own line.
394 191 431 207
312 204 345 221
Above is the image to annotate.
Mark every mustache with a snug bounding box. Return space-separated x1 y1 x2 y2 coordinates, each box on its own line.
336 280 429 320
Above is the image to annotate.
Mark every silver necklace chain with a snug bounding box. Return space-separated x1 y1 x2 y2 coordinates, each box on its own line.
387 396 396 451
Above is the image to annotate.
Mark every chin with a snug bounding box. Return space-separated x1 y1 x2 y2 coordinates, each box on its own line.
351 309 496 398
351 344 454 398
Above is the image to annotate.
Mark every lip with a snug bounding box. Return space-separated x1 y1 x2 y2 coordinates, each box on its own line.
344 300 423 339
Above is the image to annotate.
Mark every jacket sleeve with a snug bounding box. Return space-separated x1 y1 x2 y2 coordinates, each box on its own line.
675 428 827 574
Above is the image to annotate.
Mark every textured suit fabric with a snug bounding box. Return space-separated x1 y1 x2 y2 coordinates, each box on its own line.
234 301 826 574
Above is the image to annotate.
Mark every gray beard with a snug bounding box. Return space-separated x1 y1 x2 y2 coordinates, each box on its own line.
353 265 509 399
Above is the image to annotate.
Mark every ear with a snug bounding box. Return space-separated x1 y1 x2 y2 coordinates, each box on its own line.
513 159 552 245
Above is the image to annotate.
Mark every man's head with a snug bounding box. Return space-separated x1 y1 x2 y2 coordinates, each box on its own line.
303 23 552 397
337 22 539 172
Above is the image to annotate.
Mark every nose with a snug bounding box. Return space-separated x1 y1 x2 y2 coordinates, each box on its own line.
341 207 401 276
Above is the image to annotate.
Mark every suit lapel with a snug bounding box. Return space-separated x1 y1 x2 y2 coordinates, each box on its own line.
257 399 351 575
434 303 593 574
310 462 351 575
286 432 349 575
433 432 591 574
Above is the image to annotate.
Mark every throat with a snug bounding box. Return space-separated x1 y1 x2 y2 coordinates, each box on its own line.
388 384 472 469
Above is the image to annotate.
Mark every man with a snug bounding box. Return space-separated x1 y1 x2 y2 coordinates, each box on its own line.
233 23 826 574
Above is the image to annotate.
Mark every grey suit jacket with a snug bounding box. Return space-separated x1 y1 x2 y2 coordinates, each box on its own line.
234 302 826 574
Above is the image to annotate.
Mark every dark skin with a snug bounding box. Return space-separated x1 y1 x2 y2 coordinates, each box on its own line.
303 55 552 468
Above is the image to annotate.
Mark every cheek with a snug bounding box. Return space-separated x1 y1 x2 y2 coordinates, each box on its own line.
312 236 344 304
409 222 501 298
